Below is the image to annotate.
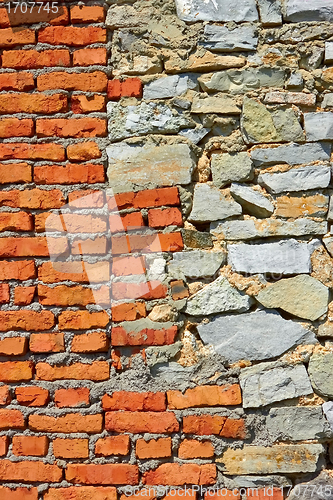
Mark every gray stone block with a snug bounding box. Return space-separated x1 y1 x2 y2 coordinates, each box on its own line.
174 0 258 22
322 93 333 108
323 401 333 430
200 24 258 52
211 152 254 188
257 0 282 25
251 142 331 166
267 407 328 442
284 0 333 22
230 183 274 218
197 309 316 364
287 471 333 500
325 42 333 63
258 165 331 193
179 127 210 145
143 74 198 100
304 112 333 141
199 67 285 93
168 250 226 279
308 352 333 398
188 184 242 223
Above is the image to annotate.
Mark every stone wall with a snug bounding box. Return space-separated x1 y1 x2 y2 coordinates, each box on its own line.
1 0 333 499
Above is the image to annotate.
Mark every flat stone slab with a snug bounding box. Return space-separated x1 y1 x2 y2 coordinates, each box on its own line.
258 165 331 194
304 112 333 141
230 183 274 218
185 276 252 316
188 184 242 223
256 275 329 321
197 309 316 364
143 74 198 100
251 142 331 166
284 0 333 22
211 152 254 188
240 361 313 408
174 0 258 22
199 68 285 93
228 239 312 275
191 95 241 114
168 250 226 279
200 24 258 52
308 352 333 398
267 407 329 442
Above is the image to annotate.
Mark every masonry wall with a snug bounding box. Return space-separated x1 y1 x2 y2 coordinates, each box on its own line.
1 0 333 499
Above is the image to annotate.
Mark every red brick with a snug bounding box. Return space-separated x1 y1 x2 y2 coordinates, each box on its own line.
34 164 105 184
0 72 34 91
37 71 107 92
0 28 35 47
0 163 31 183
112 255 146 276
109 212 144 234
0 362 33 382
0 436 8 457
2 50 70 69
29 414 103 434
70 5 105 23
12 436 48 457
35 361 109 382
58 310 109 330
133 187 180 209
111 302 146 322
38 261 109 284
29 333 65 353
0 118 33 138
148 207 183 228
0 310 55 331
0 5 68 26
165 491 197 500
102 391 166 411
0 385 10 405
0 487 38 500
72 236 107 255
136 438 171 459
0 337 27 356
107 78 142 100
0 93 67 114
0 460 62 482
37 285 108 308
69 190 105 208
14 286 35 306
53 438 89 459
39 26 106 45
67 142 101 161
0 283 9 304
107 80 121 100
0 143 65 161
15 387 49 407
36 118 107 138
178 439 214 459
111 232 183 254
0 188 65 209
71 332 109 353
167 384 242 409
112 325 177 346
105 411 179 433
0 212 32 231
204 491 240 500
183 416 246 438
95 435 130 456
0 237 67 258
247 489 283 500
44 487 117 500
66 463 139 485
55 388 90 408
112 281 167 301
0 409 25 430
0 260 35 281
73 48 107 67
143 463 216 486
120 490 156 500
37 212 107 233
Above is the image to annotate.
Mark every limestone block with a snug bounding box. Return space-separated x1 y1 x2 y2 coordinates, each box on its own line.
258 165 331 193
200 24 258 52
168 250 226 279
230 183 274 218
174 0 258 22
188 184 242 223
251 142 331 166
211 152 254 188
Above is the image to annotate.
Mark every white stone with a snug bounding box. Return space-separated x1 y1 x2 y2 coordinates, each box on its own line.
143 75 198 100
258 164 331 194
304 112 333 141
325 42 333 63
230 183 274 218
189 184 242 223
251 142 331 166
201 24 258 52
284 0 333 22
168 250 226 279
174 0 258 22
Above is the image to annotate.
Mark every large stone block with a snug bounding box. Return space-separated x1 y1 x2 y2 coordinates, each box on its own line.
107 142 195 192
199 68 285 94
168 250 226 279
258 165 331 194
174 0 258 22
189 184 242 223
304 112 333 141
211 152 254 188
251 142 331 166
308 352 333 398
200 24 258 52
267 407 328 442
284 0 333 22
197 309 316 364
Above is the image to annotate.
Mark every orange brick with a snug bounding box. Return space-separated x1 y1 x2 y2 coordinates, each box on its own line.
0 283 9 303
12 436 48 457
35 361 109 381
112 281 167 301
29 333 65 353
44 487 117 500
37 71 107 92
183 416 246 438
0 310 55 331
53 438 89 459
0 260 35 281
0 5 68 26
0 337 27 356
95 436 130 457
148 207 183 228
0 212 32 231
67 142 101 161
107 80 122 100
143 463 216 486
0 436 8 457
167 384 242 409
0 409 25 429
68 190 105 208
2 49 70 69
38 284 108 307
102 391 166 411
37 212 107 233
111 232 183 254
0 237 67 258
39 26 106 45
58 310 109 330
109 212 144 234
0 28 35 47
120 490 157 500
136 438 171 459
133 187 180 209
112 255 145 277
111 325 177 346
71 332 109 353
0 487 38 500
0 143 65 161
0 188 65 209
14 286 35 305
16 386 49 407
70 5 105 23
0 93 67 114
178 439 214 459
105 411 179 433
0 72 34 91
111 302 146 322
29 413 103 434
107 78 142 100
54 388 90 408
73 48 107 67
66 463 138 485
165 491 197 500
36 118 107 138
0 118 33 138
0 460 62 482
34 164 105 184
0 361 33 382
72 94 106 114
38 261 109 284
0 163 31 183
0 385 10 405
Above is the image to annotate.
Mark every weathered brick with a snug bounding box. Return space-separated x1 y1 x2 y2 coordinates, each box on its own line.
34 164 105 184
0 118 33 138
38 285 108 308
0 72 34 91
107 78 143 100
54 388 90 408
167 385 242 409
67 142 101 161
178 439 214 459
38 261 109 284
35 361 109 381
68 190 105 208
2 49 71 69
0 5 68 26
95 435 130 456
14 286 35 306
0 310 55 331
0 409 25 430
112 281 167 301
15 387 49 407
148 208 183 228
102 391 166 411
0 143 65 161
0 487 38 500
112 256 146 276
65 463 139 485
36 213 107 233
136 438 172 459
0 260 35 281
120 490 157 500
111 232 183 255
71 236 107 255
12 436 48 457
0 460 62 482
0 337 27 356
38 26 106 45
0 436 8 457
53 438 89 459
36 118 107 138
72 94 106 113
0 212 32 231
0 283 9 304
73 48 107 67
183 416 246 438
143 463 216 486
134 187 180 209
58 311 109 330
0 361 33 382
0 237 67 258
0 385 11 405
29 413 103 434
111 325 177 346
44 487 117 500
111 302 146 322
0 28 35 47
0 188 65 209
105 411 179 433
0 93 67 114
37 71 107 92
71 332 109 353
70 5 105 23
109 212 144 234
0 163 31 183
29 333 65 353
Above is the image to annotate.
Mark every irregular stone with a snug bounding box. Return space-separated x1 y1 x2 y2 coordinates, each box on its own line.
304 112 333 141
211 218 327 241
323 236 333 258
191 95 241 114
181 229 213 249
267 407 329 442
318 322 333 338
308 352 333 397
241 97 304 145
275 194 329 218
323 401 333 430
251 142 331 166
322 93 333 108
286 71 304 89
107 101 192 141
256 275 329 321
230 183 274 218
228 239 312 275
199 68 285 94
107 142 195 193
145 342 183 367
164 51 245 73
287 471 333 500
264 91 316 107
185 276 252 316
257 0 282 25
106 5 148 28
211 152 254 188
168 250 226 279
174 0 259 22
258 165 331 194
188 184 242 223
239 361 313 408
197 309 316 364
328 197 333 221
143 75 198 100
112 54 162 77
284 0 333 22
200 24 258 52
148 305 177 322
179 127 210 145
325 42 333 63
219 444 324 474
226 475 292 489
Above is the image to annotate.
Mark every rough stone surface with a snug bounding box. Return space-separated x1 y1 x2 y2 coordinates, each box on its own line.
211 152 254 188
257 0 282 25
168 250 226 279
199 68 285 93
308 352 333 398
230 183 274 218
287 471 333 500
200 24 258 52
240 362 313 408
191 95 241 114
143 75 198 100
267 407 329 442
284 0 333 22
251 142 331 166
304 112 333 141
256 275 329 321
322 93 333 108
174 0 259 22
275 194 329 218
258 165 331 194
188 184 242 223
325 42 333 63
